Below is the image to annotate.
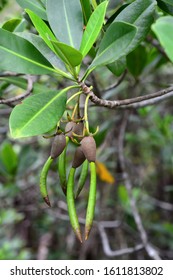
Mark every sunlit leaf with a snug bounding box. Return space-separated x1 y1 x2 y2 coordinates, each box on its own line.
9 88 69 138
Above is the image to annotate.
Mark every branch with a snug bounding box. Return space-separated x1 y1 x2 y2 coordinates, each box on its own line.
80 82 173 109
117 111 161 260
119 90 173 109
98 222 144 257
0 75 33 105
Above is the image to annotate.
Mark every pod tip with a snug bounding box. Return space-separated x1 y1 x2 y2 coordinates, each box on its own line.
84 227 91 241
44 196 51 207
75 229 83 243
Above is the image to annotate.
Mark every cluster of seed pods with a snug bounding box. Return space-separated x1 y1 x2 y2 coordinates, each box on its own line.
39 121 97 242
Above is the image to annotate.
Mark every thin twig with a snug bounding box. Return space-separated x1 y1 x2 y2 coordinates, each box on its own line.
0 75 33 105
117 111 161 260
80 82 173 109
98 222 144 257
103 70 127 92
143 195 173 211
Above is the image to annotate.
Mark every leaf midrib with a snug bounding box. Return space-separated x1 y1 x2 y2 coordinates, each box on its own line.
0 45 56 73
81 6 105 56
15 85 78 136
92 28 136 65
63 0 74 47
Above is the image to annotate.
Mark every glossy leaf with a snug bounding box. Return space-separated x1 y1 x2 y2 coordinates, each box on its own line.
16 0 47 20
152 16 173 63
25 9 57 52
17 32 69 77
0 76 51 94
2 18 21 32
0 28 55 75
80 1 108 58
164 0 173 4
89 21 137 69
80 0 92 24
51 41 83 67
157 0 173 16
107 57 126 77
114 0 156 52
46 0 83 49
9 87 69 138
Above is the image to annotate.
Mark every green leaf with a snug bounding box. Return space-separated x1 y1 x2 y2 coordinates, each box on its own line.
161 0 173 4
152 16 173 63
25 9 57 52
80 1 108 58
2 18 22 32
51 41 83 67
157 0 173 16
80 0 92 24
90 21 137 69
114 0 156 52
16 0 47 20
9 87 71 138
16 32 70 77
127 45 147 77
0 142 18 174
0 76 51 94
0 28 56 75
107 56 126 77
46 0 83 49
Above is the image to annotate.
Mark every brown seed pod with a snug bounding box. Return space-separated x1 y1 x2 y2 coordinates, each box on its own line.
72 146 86 168
65 121 77 138
73 121 84 136
81 136 96 162
50 134 66 159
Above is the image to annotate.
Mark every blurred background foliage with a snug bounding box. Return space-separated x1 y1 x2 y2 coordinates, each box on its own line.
0 0 173 260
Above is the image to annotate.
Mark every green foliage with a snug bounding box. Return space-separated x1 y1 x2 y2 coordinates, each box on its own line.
157 0 173 15
80 0 92 24
127 45 148 77
89 22 137 70
2 18 21 32
51 41 83 68
0 0 7 11
46 0 83 49
114 0 156 52
0 28 55 74
9 88 69 138
80 1 108 58
1 0 173 258
16 0 47 20
152 16 173 63
0 141 18 175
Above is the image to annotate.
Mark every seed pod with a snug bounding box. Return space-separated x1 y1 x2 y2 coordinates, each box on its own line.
65 121 77 138
67 167 82 243
58 137 69 195
73 121 84 136
81 136 96 162
85 161 97 240
75 160 89 199
39 156 53 207
72 146 86 169
50 134 66 159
